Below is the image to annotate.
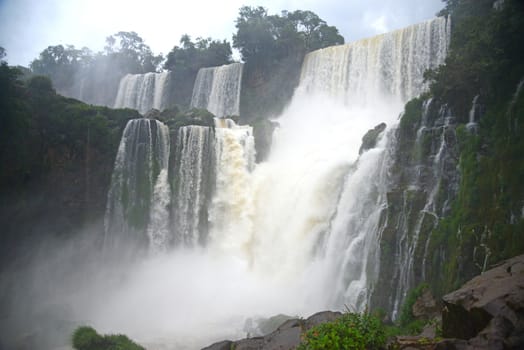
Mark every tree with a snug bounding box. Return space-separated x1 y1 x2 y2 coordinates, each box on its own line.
30 45 82 90
233 6 344 66
233 6 275 63
104 31 163 73
426 0 524 115
163 35 232 73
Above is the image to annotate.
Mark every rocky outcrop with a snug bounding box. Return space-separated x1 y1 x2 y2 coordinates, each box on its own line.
440 254 524 349
202 311 342 350
359 122 387 155
413 289 440 320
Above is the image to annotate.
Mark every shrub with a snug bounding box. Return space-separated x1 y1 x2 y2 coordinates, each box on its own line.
399 283 429 328
72 326 145 350
298 312 386 350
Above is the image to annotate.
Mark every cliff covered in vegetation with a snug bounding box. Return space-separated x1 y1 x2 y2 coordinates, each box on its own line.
371 0 524 317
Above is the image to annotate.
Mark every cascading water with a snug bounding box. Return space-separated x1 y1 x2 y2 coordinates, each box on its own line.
95 16 450 348
386 100 459 319
172 125 216 246
190 63 244 117
208 118 255 258
283 15 451 313
300 17 450 105
104 118 171 252
114 72 172 114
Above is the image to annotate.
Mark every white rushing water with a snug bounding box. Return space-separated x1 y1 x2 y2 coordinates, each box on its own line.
104 118 171 252
94 16 450 349
114 71 172 114
190 63 244 118
172 125 216 246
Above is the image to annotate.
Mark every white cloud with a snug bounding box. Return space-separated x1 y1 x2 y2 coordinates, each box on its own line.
368 14 389 34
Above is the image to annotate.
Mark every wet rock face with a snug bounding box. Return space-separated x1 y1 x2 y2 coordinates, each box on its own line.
201 340 233 350
359 122 387 155
441 254 524 349
412 289 439 319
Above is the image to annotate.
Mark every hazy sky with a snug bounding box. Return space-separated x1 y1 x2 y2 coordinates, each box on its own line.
0 0 444 66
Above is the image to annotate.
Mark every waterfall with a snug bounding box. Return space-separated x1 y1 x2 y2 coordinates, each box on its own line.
208 118 255 258
301 16 450 105
172 125 216 246
104 118 171 251
190 63 244 117
282 18 449 311
114 72 172 114
95 16 451 347
386 100 459 319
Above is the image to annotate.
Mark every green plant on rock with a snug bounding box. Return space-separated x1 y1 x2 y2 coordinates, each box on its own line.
399 283 429 328
297 312 386 350
72 326 145 350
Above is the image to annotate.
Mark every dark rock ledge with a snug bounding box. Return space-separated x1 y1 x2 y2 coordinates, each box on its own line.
203 254 524 350
202 311 342 350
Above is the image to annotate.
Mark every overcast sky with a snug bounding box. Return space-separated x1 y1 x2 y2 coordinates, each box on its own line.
0 0 444 67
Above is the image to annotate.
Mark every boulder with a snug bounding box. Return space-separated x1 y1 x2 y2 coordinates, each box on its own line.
413 289 439 319
263 326 301 350
359 122 387 155
387 335 436 349
234 337 265 350
441 254 524 349
201 311 342 350
201 340 233 350
304 311 342 330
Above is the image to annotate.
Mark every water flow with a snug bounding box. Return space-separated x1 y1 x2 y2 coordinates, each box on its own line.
104 118 171 251
290 15 450 313
190 63 244 117
208 118 256 259
92 17 450 347
172 125 216 246
301 16 449 105
114 72 172 114
390 102 457 319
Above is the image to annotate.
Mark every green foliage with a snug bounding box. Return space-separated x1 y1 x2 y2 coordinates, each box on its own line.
399 283 429 328
162 35 233 108
104 31 163 73
30 32 162 98
298 313 386 350
161 107 215 130
399 97 423 134
0 62 139 191
233 6 344 68
426 0 524 117
30 44 87 91
429 86 524 295
72 326 145 350
163 35 232 73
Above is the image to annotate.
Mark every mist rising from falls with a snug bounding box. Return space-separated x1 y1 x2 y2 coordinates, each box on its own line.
114 72 172 114
190 63 244 117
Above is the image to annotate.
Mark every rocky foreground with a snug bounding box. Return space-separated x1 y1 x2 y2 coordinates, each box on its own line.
202 254 524 350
